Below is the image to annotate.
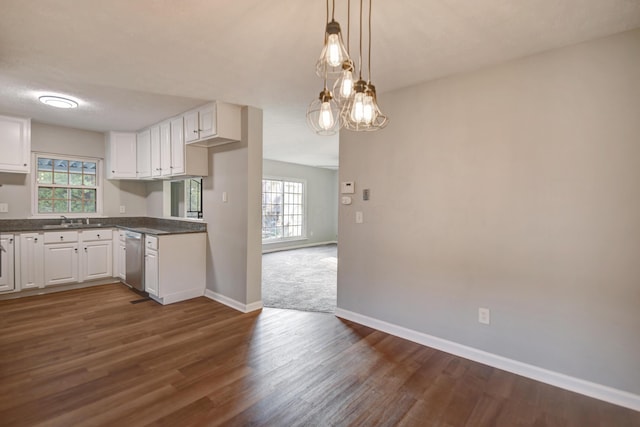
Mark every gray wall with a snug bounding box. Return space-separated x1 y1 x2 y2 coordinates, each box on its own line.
337 29 640 395
0 122 147 218
262 159 338 252
203 106 263 306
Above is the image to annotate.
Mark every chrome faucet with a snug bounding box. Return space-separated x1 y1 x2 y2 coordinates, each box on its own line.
60 215 69 224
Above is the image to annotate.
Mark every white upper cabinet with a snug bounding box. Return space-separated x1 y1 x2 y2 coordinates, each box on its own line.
150 125 161 178
0 115 31 173
170 117 185 176
136 129 151 179
184 102 241 147
160 121 172 177
105 132 137 179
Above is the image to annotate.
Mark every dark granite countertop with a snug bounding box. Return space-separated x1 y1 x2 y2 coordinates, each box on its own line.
0 217 206 235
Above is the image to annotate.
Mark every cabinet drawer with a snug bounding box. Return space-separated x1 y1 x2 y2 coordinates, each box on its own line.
145 235 158 251
81 229 113 242
44 231 79 243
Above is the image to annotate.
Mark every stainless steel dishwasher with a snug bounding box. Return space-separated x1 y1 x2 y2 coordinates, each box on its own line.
124 231 145 292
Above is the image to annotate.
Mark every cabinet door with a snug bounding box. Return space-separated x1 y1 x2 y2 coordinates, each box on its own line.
160 121 172 177
0 116 30 173
198 104 217 139
184 110 199 143
170 117 185 176
0 235 15 292
44 243 79 286
150 126 162 178
118 243 126 279
107 132 137 179
136 129 151 178
82 241 113 281
20 233 44 289
145 249 159 296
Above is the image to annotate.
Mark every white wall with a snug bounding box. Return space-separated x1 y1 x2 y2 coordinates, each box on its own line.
338 29 640 396
262 159 338 252
0 122 147 218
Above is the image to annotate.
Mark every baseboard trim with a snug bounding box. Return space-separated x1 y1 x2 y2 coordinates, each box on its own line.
334 308 640 412
204 290 263 313
262 240 337 254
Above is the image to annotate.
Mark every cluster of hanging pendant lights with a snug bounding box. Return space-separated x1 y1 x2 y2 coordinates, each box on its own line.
306 0 388 135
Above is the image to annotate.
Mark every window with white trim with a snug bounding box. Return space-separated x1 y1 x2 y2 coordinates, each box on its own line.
262 178 305 242
33 153 102 216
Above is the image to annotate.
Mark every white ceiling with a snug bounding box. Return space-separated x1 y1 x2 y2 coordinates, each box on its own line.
1 1 639 169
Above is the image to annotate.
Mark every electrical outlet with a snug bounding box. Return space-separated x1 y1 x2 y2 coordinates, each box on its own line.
478 308 490 325
119 205 126 214
0 203 8 213
355 211 363 224
222 191 228 203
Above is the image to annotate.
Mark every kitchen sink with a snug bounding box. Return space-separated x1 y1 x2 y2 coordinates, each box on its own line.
42 223 104 229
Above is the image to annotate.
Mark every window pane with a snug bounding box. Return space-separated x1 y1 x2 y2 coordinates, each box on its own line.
53 188 69 199
83 162 96 174
84 200 96 213
38 200 53 213
54 159 68 172
71 189 83 200
70 200 83 213
53 199 68 213
54 172 68 185
38 187 53 199
38 158 53 170
69 161 83 173
37 171 53 184
69 173 83 185
84 189 96 200
83 175 96 186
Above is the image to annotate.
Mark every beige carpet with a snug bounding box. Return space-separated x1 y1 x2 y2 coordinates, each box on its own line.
262 244 337 313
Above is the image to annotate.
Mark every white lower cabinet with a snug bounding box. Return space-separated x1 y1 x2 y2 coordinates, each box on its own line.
20 233 44 289
44 242 79 286
0 235 15 292
144 233 206 304
43 229 114 286
144 244 159 296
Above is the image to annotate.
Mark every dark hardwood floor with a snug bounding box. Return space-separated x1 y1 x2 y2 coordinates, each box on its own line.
0 284 638 426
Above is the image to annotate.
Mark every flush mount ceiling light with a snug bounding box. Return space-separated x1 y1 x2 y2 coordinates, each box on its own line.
39 95 78 109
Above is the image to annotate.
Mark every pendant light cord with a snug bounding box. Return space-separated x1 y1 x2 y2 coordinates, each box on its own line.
346 0 350 53
358 0 363 79
331 0 336 21
368 0 372 82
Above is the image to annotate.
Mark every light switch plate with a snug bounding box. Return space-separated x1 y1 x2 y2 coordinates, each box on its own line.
355 211 363 223
119 205 126 214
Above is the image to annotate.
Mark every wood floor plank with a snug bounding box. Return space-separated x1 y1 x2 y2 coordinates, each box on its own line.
0 284 638 427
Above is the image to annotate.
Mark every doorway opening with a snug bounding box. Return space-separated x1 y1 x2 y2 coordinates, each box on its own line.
260 163 338 313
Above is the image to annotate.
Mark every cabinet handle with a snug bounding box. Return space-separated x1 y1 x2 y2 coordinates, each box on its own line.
97 234 100 238
24 163 27 166
75 248 78 253
34 237 38 242
9 238 13 244
84 247 87 252
192 130 198 134
112 170 115 173
60 236 64 240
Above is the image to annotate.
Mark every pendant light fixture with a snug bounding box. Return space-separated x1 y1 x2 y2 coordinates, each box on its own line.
306 81 341 135
332 0 355 105
316 0 351 78
342 0 387 131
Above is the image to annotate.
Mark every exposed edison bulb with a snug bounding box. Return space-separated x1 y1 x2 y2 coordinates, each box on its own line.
326 34 343 67
350 92 366 123
340 69 354 98
318 101 335 130
363 94 375 124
